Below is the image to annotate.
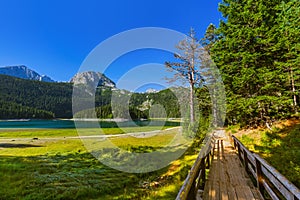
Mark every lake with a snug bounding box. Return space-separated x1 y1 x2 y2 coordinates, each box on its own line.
0 119 180 129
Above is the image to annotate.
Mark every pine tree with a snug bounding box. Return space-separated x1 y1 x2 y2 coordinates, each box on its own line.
273 0 300 113
201 24 225 127
211 0 294 127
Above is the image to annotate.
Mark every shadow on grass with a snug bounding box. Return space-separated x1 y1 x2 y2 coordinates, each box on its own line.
0 152 142 200
0 143 42 148
253 124 300 188
0 142 199 200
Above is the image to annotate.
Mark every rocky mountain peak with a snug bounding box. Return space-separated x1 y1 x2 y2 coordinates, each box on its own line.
70 71 115 88
0 65 55 82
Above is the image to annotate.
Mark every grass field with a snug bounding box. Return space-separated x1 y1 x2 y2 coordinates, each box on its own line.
0 125 177 138
0 126 201 199
228 119 300 188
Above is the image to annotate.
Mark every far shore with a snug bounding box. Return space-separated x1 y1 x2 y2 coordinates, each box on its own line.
0 118 182 122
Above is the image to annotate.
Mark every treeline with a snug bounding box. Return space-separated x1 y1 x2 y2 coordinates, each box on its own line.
204 0 300 127
0 74 73 118
75 89 181 119
0 100 54 119
0 74 182 119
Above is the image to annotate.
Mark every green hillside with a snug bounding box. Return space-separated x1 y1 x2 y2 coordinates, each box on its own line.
0 75 182 119
0 74 73 118
0 100 54 119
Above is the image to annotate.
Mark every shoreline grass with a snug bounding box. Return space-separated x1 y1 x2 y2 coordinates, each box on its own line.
0 127 199 199
0 125 179 138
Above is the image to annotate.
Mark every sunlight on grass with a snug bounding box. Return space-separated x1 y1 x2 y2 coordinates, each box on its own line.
235 119 300 188
0 127 200 199
0 125 178 138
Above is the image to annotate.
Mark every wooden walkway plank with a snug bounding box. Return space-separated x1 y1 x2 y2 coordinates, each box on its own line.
201 130 263 200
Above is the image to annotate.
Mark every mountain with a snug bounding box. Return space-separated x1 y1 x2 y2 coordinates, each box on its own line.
0 71 182 119
0 65 55 82
0 74 72 118
70 71 115 88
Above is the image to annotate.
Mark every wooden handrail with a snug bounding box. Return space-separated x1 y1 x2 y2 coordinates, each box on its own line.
232 135 300 200
176 134 216 200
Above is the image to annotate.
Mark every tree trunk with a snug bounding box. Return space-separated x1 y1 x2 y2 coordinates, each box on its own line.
212 87 218 127
290 68 297 113
190 83 195 123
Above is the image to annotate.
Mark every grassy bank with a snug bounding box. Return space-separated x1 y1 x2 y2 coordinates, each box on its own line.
0 125 177 138
228 119 300 188
0 128 201 199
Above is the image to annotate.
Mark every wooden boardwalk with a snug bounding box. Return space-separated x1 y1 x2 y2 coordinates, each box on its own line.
201 131 263 200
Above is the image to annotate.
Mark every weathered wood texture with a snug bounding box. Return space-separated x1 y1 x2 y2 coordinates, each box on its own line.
177 130 300 200
176 134 216 200
202 131 262 200
232 136 300 200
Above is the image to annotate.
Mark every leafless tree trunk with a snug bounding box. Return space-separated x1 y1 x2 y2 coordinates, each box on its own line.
165 28 203 123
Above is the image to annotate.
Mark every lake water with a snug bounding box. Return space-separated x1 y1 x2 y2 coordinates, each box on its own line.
0 119 180 129
0 120 76 129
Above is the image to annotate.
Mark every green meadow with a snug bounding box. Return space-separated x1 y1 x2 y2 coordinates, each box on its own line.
0 126 201 199
0 126 175 138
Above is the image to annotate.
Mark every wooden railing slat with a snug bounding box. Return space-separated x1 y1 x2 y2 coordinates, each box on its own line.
176 134 215 200
261 166 294 200
262 179 281 200
248 162 257 180
254 154 300 199
247 153 256 167
232 135 300 200
177 134 300 200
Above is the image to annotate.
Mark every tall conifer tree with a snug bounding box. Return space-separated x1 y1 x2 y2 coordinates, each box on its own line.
211 0 296 126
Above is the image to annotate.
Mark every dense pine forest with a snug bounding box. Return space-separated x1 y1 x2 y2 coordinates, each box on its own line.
207 0 300 127
1 0 299 129
0 74 183 120
0 74 73 118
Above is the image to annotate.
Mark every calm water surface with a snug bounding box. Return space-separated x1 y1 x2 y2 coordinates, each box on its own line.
0 119 180 129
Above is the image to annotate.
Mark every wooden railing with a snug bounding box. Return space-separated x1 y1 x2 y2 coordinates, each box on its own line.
176 134 216 200
232 135 300 200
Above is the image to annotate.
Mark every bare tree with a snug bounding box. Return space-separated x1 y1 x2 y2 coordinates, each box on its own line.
165 28 205 123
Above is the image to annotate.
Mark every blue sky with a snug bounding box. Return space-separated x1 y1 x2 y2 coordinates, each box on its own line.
0 0 223 91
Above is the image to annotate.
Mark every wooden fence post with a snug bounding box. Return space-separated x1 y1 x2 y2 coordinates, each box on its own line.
200 158 206 190
206 154 210 169
187 182 196 200
255 157 264 194
237 143 242 161
243 149 249 173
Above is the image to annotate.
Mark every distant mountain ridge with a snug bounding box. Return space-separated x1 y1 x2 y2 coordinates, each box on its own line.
0 74 181 119
70 71 116 88
0 65 55 82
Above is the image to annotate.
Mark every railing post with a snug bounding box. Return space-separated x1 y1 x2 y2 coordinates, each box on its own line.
243 149 249 173
255 157 264 194
206 153 210 169
200 157 206 190
237 143 242 161
187 181 196 200
233 136 237 149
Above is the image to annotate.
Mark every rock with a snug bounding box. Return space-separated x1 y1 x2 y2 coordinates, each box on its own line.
70 71 115 88
0 65 55 82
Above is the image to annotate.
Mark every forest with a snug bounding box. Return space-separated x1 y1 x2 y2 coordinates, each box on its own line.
206 0 300 127
0 74 183 120
1 0 299 129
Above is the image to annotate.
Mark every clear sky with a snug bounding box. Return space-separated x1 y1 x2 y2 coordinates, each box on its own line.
0 0 223 91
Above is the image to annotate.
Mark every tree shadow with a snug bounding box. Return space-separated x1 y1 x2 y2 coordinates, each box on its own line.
0 142 197 200
0 143 42 148
253 124 300 188
0 152 145 199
